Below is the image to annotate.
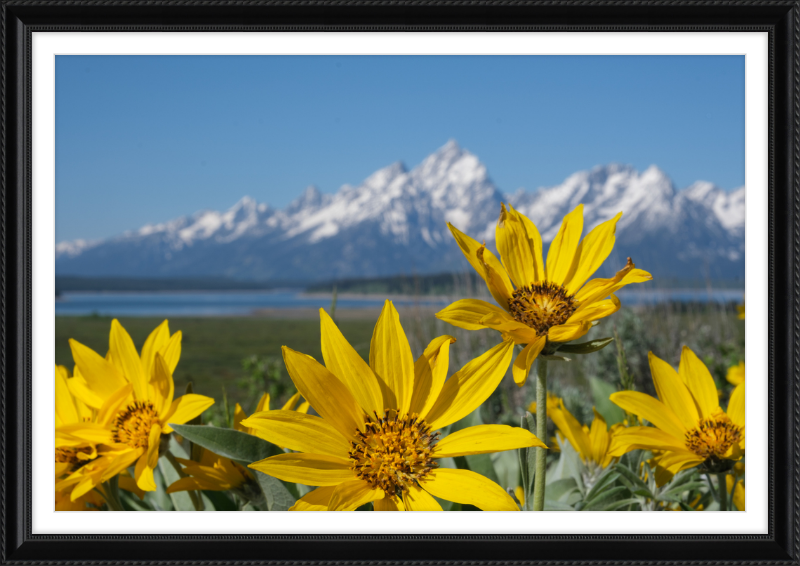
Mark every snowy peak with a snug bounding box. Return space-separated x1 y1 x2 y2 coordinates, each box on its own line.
55 141 746 281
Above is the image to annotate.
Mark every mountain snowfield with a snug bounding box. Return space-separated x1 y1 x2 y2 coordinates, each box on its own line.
56 140 745 282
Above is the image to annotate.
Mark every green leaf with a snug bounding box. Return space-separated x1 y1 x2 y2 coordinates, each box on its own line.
602 497 642 511
556 337 614 355
145 466 174 511
159 437 201 511
658 481 708 502
545 477 578 502
544 499 575 511
584 469 620 502
171 424 280 465
614 463 654 499
589 378 626 425
541 354 571 362
582 485 629 510
254 471 297 511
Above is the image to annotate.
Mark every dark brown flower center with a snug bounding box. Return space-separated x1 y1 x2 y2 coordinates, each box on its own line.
685 414 743 459
113 401 160 449
349 410 439 497
508 281 578 336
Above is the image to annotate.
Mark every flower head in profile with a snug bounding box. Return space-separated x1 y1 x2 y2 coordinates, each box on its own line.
532 394 621 471
56 319 214 499
437 204 651 385
609 347 744 475
244 301 546 511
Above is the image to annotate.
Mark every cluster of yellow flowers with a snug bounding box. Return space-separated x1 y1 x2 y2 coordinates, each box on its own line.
55 204 745 512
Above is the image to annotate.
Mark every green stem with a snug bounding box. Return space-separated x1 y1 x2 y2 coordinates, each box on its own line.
532 358 548 512
716 473 728 511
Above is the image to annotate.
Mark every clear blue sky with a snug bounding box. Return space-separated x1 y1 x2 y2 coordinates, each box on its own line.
56 55 744 242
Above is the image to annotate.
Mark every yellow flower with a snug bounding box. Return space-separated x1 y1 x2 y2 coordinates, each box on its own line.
549 397 619 469
244 301 546 511
167 448 254 494
609 347 745 475
737 303 745 319
514 486 525 507
56 319 215 497
437 204 652 385
234 392 310 435
726 464 745 511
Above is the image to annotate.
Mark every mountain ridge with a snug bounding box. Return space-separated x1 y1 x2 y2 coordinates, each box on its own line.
56 140 745 282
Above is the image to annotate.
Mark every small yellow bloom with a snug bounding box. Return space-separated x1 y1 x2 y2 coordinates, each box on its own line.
437 204 651 385
244 301 546 511
727 361 745 387
56 319 215 499
737 303 745 319
167 448 254 494
726 474 745 511
609 347 745 475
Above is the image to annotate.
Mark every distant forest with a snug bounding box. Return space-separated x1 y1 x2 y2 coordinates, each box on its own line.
56 273 744 295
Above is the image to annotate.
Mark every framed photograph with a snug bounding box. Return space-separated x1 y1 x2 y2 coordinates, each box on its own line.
4 0 795 563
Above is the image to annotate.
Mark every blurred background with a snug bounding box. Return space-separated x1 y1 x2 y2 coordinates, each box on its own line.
55 55 745 425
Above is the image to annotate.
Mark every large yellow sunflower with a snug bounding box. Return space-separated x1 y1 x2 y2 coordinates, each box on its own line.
56 319 215 497
609 347 745 475
244 302 545 511
437 204 652 385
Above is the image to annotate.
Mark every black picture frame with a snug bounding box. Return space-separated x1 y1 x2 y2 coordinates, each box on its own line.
3 2 795 563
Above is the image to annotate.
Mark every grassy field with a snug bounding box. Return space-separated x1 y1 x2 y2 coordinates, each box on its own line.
56 300 744 427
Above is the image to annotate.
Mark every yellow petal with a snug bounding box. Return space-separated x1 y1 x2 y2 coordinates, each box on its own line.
249 453 353 486
65 370 105 410
728 382 745 428
514 204 546 283
609 391 686 439
55 424 114 446
404 484 443 511
258 393 272 412
282 346 365 438
679 346 720 418
568 295 621 324
151 352 175 417
575 259 652 305
547 322 592 344
55 366 79 425
564 212 623 294
160 331 182 374
548 398 592 459
240 410 352 459
134 423 161 491
496 203 537 288
166 477 207 494
511 337 546 386
409 335 455 419
447 223 514 309
656 450 705 474
370 301 415 414
727 361 745 386
648 352 699 430
434 424 546 458
546 204 584 285
297 401 310 414
140 320 170 379
109 319 148 400
96 383 133 426
69 339 127 401
420 468 518 511
608 427 691 458
320 309 383 415
328 479 384 511
290 486 336 511
161 394 215 433
233 403 247 432
426 340 515 430
374 495 405 511
435 299 507 331
480 311 540 344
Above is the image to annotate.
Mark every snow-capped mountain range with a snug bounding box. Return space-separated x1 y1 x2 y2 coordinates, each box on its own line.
56 140 745 282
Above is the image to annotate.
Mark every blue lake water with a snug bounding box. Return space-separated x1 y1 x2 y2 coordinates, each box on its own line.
54 289 746 317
